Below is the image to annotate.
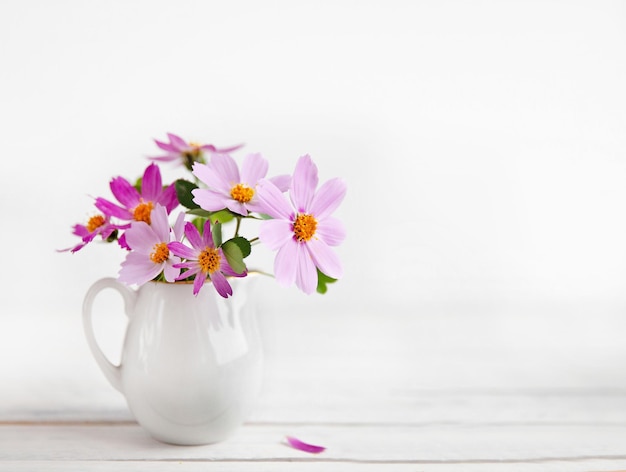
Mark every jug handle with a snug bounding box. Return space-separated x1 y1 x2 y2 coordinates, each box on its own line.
82 277 136 393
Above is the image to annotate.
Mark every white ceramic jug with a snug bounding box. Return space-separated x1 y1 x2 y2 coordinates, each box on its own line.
82 277 263 445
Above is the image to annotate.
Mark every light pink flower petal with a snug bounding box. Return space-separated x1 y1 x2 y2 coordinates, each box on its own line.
306 238 343 280
148 154 177 162
118 252 162 286
167 133 187 150
175 266 200 280
210 154 240 186
224 199 248 216
205 143 245 153
256 181 293 219
141 163 163 202
192 188 230 212
310 178 347 220
109 177 141 209
315 217 346 246
295 243 318 294
290 155 318 212
259 219 294 251
268 174 291 192
244 199 268 214
163 257 181 282
168 241 198 260
240 153 268 186
192 162 231 195
124 222 160 253
172 211 186 241
150 204 170 241
274 239 299 287
285 436 326 454
154 138 178 152
210 270 233 298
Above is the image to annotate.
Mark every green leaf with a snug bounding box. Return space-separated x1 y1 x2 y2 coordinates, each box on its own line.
212 221 222 248
258 213 273 220
186 208 212 217
221 240 246 274
209 209 235 224
316 269 338 294
134 177 142 193
224 236 251 258
175 179 200 210
105 229 119 243
191 217 207 233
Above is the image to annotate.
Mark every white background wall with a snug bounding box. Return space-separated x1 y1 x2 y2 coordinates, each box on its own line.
1 1 626 359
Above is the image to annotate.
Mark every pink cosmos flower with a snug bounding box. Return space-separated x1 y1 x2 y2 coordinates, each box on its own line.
168 221 245 298
95 163 178 227
118 205 185 286
192 153 291 216
149 133 243 168
256 155 346 294
58 213 117 253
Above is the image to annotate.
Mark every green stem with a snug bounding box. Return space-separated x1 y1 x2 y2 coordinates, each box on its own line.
234 216 242 237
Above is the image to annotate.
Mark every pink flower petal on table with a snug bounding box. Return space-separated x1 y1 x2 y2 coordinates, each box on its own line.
285 436 326 454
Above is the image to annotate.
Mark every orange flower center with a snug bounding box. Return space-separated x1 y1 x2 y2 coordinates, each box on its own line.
293 213 317 242
133 201 154 224
230 183 254 203
86 215 106 233
198 247 221 274
150 242 170 264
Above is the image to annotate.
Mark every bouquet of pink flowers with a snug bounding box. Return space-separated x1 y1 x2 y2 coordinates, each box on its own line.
61 133 346 297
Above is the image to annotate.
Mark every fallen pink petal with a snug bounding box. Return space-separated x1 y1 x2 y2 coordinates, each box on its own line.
285 436 326 454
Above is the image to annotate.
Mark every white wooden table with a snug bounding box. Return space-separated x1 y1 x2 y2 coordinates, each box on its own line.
3 298 626 471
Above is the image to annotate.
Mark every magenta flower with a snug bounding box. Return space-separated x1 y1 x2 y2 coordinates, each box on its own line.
256 155 346 294
168 221 245 298
58 213 117 253
95 163 178 227
118 205 185 286
192 153 291 216
149 132 243 168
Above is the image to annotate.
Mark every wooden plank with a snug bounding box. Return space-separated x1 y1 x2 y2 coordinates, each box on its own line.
3 423 626 466
4 460 626 472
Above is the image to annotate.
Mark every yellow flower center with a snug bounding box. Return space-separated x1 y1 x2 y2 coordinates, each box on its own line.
230 183 255 203
198 247 221 274
150 242 170 264
293 213 317 242
133 201 154 224
86 215 106 233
